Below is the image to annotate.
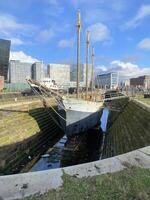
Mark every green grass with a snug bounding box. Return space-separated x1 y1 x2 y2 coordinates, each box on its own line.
134 95 150 105
23 167 150 200
102 100 150 158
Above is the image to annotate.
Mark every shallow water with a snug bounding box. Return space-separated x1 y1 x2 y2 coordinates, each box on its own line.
100 108 109 132
31 136 67 172
31 108 110 172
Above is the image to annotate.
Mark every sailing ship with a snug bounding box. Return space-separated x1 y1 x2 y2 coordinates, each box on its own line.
27 10 103 137
58 10 103 137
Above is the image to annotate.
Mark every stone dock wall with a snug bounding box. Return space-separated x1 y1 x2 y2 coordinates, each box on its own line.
0 99 63 175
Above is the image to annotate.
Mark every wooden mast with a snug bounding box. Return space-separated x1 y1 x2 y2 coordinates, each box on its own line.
76 10 81 99
86 31 90 100
91 47 94 100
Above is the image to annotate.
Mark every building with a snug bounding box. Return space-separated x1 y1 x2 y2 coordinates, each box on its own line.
9 60 44 83
47 64 70 86
32 62 44 82
9 60 32 83
0 39 11 80
0 76 4 91
130 76 150 89
70 64 92 87
97 72 119 89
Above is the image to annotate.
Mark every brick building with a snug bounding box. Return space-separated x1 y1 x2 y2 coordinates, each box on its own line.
130 76 150 89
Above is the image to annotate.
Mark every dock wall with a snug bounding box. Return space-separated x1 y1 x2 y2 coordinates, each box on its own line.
0 146 149 200
0 100 63 175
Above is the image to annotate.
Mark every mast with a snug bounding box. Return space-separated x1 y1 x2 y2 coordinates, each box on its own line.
76 10 81 99
91 47 94 99
86 31 90 100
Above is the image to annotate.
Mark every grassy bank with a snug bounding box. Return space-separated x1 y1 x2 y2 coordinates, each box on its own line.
23 167 150 200
102 100 150 158
134 96 150 105
0 98 63 174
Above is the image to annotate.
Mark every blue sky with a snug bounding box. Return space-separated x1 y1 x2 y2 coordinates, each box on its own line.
0 0 150 78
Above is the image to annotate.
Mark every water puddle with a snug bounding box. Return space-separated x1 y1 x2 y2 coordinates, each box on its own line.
31 108 110 172
31 136 67 172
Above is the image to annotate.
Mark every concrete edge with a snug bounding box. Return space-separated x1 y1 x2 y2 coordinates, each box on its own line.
131 98 150 112
0 145 150 200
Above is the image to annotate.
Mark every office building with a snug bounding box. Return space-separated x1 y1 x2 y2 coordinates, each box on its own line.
0 39 11 80
47 64 70 86
32 62 44 82
9 60 44 83
130 75 150 89
70 64 92 87
97 72 119 89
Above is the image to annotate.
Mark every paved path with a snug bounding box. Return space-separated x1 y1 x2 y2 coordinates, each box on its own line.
0 100 41 109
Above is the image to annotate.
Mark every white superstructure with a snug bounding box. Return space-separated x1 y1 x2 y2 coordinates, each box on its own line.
41 78 58 90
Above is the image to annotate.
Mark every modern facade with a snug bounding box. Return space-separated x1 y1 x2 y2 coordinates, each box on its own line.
32 62 44 82
130 76 150 89
70 64 92 87
97 72 119 89
9 60 44 83
0 39 11 80
47 64 70 86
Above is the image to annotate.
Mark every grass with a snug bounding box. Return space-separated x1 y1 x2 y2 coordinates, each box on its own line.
0 98 56 147
134 95 150 105
102 100 150 158
22 167 150 200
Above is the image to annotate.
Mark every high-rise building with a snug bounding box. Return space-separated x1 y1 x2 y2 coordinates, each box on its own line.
70 64 92 87
9 60 44 83
32 62 44 82
47 64 70 86
97 72 119 89
0 39 11 80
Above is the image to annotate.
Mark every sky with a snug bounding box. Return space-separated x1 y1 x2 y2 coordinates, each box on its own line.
0 0 150 79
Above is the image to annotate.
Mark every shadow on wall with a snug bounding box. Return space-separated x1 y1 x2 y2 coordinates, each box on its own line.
61 126 104 168
0 106 63 175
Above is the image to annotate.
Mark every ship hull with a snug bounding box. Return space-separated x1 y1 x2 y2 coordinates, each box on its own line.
58 98 103 137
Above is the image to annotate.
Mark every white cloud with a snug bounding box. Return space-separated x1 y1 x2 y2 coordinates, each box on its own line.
58 38 74 48
0 13 36 46
10 38 25 46
0 13 35 31
95 60 150 79
10 51 39 63
37 28 54 42
138 38 150 50
125 4 150 28
87 23 110 43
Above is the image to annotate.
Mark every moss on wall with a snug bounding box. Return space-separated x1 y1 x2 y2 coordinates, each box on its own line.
102 100 150 159
0 99 63 175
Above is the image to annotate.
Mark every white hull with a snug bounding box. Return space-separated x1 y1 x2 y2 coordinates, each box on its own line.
58 97 103 137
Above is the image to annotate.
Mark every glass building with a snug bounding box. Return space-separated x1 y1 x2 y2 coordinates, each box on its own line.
32 62 44 82
0 39 11 80
70 64 92 87
97 72 119 89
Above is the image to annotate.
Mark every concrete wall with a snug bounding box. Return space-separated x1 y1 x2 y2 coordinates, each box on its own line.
47 64 70 86
102 98 150 159
0 101 63 175
0 146 150 200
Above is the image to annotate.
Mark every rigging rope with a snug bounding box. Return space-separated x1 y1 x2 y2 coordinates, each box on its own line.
27 81 67 123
